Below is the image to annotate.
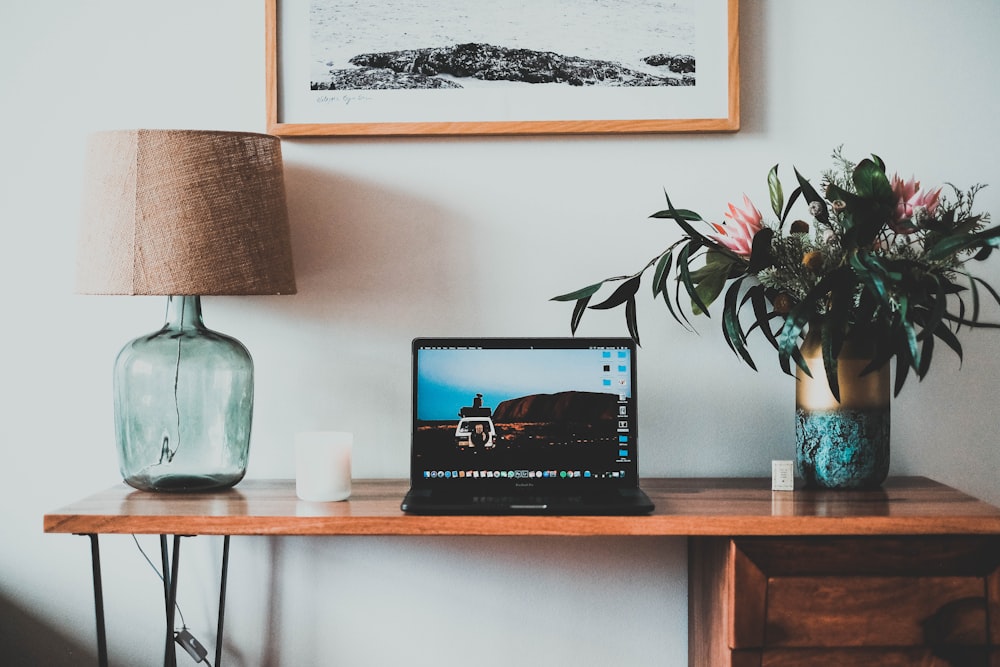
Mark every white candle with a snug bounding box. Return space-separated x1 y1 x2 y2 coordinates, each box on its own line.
295 431 353 502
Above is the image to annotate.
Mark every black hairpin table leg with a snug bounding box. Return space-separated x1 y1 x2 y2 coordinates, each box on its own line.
160 536 171 666
161 536 182 667
79 533 231 667
86 534 108 667
216 535 231 667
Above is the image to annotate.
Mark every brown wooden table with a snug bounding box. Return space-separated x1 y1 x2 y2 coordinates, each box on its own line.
45 477 1000 666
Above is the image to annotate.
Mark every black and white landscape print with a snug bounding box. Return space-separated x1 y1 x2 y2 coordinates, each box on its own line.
309 0 696 91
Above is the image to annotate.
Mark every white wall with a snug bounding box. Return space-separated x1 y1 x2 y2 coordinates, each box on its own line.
2 1 998 665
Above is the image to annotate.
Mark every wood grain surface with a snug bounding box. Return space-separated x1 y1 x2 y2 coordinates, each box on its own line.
43 477 1000 537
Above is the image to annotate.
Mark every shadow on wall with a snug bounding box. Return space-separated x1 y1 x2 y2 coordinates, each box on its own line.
243 534 686 666
0 592 97 666
736 0 766 134
282 162 476 329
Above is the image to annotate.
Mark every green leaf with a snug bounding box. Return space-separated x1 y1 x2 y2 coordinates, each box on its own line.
746 285 780 350
669 270 695 329
850 252 890 306
894 349 911 396
948 214 983 238
947 273 1000 328
972 274 1000 312
777 306 811 376
898 297 922 371
768 164 783 219
917 329 934 379
570 296 591 335
659 278 688 328
625 297 640 345
926 226 1000 262
974 246 994 261
919 275 949 343
688 249 736 282
650 190 703 225
551 281 604 302
692 267 728 316
656 191 713 245
825 183 864 221
690 248 743 283
966 270 981 325
942 311 1000 329
589 275 641 310
651 251 673 298
827 185 888 248
721 277 757 369
794 168 828 223
777 267 854 376
851 158 893 201
820 321 842 403
931 322 963 361
678 242 711 317
650 208 703 222
781 187 803 227
746 227 776 273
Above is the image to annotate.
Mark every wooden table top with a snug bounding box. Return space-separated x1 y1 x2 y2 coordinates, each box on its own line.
43 477 1000 537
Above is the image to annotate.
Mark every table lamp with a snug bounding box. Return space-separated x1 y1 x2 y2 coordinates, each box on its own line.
76 129 296 492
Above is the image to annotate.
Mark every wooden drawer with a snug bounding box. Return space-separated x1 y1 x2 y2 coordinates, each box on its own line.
690 537 1000 666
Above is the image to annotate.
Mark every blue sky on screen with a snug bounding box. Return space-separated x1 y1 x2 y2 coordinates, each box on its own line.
417 348 631 420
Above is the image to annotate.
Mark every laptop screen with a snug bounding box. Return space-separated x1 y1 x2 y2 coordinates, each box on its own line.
411 338 638 489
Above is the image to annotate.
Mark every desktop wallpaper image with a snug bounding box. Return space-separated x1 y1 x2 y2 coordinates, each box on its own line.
414 348 634 475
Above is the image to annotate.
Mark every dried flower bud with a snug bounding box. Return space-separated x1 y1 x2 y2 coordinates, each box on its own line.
772 293 794 314
808 201 824 218
802 250 824 273
832 200 847 214
789 220 809 234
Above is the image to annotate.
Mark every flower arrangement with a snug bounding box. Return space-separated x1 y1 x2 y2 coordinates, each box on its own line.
553 148 1000 399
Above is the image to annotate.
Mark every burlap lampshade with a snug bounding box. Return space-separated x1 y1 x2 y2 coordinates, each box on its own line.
76 129 296 296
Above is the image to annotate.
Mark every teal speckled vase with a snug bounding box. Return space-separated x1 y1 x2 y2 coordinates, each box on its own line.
795 331 890 489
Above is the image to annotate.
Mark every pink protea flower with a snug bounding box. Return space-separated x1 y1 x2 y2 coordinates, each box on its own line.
890 174 942 233
707 195 763 257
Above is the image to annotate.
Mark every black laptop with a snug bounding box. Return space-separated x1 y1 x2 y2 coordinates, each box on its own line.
401 337 655 515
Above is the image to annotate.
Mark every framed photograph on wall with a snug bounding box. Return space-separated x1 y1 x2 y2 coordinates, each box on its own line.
266 0 739 137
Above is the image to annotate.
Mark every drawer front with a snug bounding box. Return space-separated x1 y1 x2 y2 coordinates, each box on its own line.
688 537 1000 666
764 576 986 647
744 647 993 666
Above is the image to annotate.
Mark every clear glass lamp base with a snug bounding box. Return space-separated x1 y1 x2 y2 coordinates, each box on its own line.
114 296 254 492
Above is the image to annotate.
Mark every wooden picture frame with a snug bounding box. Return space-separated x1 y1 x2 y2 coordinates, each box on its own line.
266 0 739 137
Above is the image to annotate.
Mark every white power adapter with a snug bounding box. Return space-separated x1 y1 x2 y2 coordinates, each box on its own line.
175 629 208 663
771 460 795 491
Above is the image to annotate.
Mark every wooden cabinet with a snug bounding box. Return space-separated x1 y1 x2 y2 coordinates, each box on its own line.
690 536 1000 666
